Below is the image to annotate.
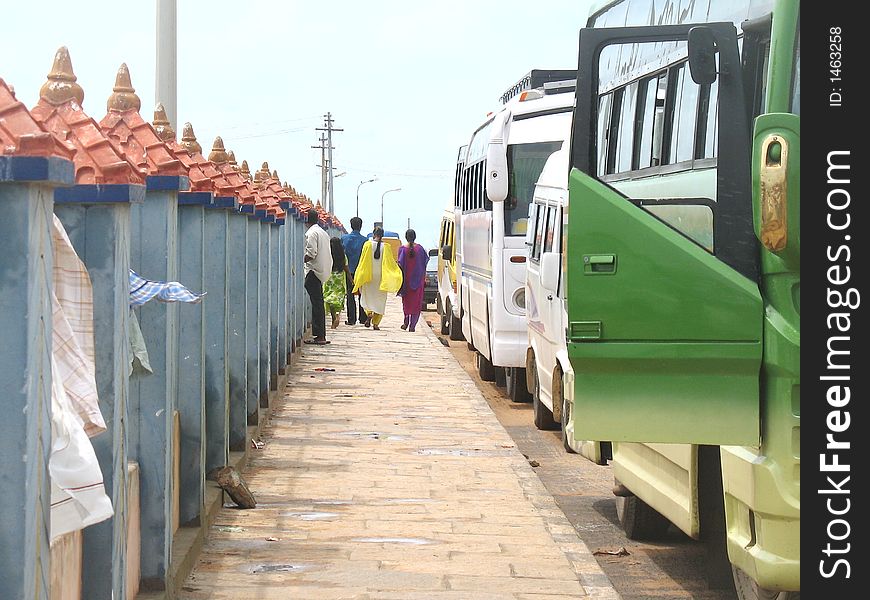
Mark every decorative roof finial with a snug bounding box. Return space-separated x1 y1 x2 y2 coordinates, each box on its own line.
181 122 202 154
272 169 279 180
107 63 141 113
240 160 251 180
208 136 230 164
39 46 84 106
152 103 176 141
227 150 238 167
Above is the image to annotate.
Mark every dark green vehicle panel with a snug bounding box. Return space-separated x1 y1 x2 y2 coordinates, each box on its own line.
567 171 762 446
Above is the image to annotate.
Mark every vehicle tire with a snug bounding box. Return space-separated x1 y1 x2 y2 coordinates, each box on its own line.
532 367 558 430
449 311 464 341
615 494 670 540
506 367 531 403
494 367 506 388
476 352 496 381
556 372 576 453
732 566 800 600
440 304 450 335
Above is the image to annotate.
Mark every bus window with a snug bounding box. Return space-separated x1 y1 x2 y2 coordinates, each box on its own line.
596 93 613 177
650 72 668 166
697 79 719 159
505 141 562 236
673 63 700 164
605 88 623 174
615 82 638 173
791 31 800 115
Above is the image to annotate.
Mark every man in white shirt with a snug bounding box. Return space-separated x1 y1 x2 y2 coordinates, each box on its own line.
303 208 333 344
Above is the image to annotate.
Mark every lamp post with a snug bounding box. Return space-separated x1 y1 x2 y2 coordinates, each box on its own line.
380 187 402 227
355 177 377 217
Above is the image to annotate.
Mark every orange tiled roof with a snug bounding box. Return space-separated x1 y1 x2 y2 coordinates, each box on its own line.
208 137 255 203
151 104 214 192
99 64 185 177
177 123 239 197
30 47 145 185
1 77 75 159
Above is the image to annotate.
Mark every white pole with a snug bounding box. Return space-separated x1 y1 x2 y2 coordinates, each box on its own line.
156 0 178 129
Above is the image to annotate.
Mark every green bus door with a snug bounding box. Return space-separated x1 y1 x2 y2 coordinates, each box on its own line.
566 24 762 446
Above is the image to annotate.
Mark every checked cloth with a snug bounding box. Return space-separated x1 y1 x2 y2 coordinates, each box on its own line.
129 269 205 306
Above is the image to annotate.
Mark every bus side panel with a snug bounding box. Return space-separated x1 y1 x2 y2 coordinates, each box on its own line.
567 170 762 446
613 442 699 538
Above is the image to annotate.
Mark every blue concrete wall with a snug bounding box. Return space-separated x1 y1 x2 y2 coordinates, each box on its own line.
226 212 248 449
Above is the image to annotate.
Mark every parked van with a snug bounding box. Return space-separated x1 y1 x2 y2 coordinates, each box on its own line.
435 204 462 340
524 143 607 463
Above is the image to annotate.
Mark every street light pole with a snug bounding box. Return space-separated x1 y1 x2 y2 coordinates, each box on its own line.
380 187 402 227
355 177 377 217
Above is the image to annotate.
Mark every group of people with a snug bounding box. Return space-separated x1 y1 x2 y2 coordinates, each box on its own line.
302 209 428 345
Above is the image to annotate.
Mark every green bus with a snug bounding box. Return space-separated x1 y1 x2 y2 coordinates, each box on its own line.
564 0 799 597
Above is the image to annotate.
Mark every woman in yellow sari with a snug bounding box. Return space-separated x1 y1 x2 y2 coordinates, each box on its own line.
352 227 403 329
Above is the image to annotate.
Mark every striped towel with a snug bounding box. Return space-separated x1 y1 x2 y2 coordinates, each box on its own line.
129 269 205 305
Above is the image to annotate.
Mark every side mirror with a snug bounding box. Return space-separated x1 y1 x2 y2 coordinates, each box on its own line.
428 247 439 257
486 111 511 203
687 26 717 85
441 245 452 261
541 252 560 293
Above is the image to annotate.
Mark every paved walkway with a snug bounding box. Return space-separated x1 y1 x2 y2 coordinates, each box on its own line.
180 298 618 600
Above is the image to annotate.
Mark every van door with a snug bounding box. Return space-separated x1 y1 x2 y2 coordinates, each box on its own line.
567 23 761 446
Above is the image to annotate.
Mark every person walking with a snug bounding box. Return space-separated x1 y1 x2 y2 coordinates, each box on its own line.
323 237 350 329
352 226 402 330
303 208 333 345
340 217 368 325
397 229 428 332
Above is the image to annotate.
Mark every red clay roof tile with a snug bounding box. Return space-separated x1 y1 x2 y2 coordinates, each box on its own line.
99 64 185 177
30 47 145 185
1 77 75 159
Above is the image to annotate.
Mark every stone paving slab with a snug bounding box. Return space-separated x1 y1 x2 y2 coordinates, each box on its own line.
180 298 619 599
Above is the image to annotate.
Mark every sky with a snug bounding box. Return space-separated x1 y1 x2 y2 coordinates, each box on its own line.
3 0 593 250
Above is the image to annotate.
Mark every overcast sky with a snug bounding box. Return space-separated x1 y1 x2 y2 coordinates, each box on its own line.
3 0 593 249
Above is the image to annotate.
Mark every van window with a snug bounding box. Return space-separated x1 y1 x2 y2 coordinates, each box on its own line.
504 141 562 236
531 204 548 263
543 206 558 253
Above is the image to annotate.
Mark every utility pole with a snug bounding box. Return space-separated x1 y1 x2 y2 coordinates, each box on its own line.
311 133 328 209
155 0 177 129
316 113 343 213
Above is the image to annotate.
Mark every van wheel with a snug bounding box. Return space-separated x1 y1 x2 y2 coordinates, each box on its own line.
440 304 450 335
506 367 531 403
732 566 800 600
532 368 558 430
615 494 670 540
449 311 464 341
476 352 496 381
556 374 576 453
494 367 506 387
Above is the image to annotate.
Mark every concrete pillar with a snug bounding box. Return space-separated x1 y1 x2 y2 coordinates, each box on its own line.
269 222 280 389
257 212 270 408
226 208 248 450
0 154 74 600
54 180 143 599
176 191 208 525
128 182 179 588
243 211 260 425
203 195 233 472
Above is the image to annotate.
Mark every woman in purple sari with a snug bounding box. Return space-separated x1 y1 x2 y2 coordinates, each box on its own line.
397 229 427 332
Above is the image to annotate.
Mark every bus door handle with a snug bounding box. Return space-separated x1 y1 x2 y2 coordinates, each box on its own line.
583 254 616 275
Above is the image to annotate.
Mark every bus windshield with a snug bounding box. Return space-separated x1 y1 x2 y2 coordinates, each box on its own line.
504 141 562 236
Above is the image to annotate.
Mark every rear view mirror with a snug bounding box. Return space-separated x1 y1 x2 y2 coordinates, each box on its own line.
688 26 717 85
541 252 560 293
486 111 511 203
428 247 439 257
441 245 452 261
